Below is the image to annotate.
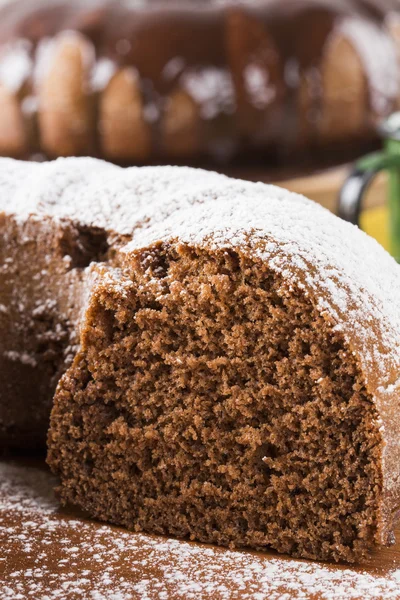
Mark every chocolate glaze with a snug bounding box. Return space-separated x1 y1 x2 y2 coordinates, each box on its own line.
0 0 399 167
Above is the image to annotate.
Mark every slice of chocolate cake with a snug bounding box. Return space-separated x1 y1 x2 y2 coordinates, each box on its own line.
46 175 400 563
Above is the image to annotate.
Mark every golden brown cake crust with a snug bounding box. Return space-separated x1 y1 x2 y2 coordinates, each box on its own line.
0 0 399 167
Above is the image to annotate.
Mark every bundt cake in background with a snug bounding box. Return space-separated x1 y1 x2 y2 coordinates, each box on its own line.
0 0 399 172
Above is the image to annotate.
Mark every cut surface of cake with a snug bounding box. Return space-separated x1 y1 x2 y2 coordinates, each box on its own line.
36 160 400 563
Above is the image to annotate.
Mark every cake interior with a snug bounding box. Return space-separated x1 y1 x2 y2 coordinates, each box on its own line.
48 242 383 562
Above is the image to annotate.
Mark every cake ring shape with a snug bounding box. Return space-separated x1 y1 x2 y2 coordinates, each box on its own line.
1 157 400 562
0 0 400 169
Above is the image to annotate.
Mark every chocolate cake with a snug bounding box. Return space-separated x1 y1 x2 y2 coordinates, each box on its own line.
0 0 400 169
1 157 400 562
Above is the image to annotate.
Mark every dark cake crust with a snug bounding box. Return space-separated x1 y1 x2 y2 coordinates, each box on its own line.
0 0 400 168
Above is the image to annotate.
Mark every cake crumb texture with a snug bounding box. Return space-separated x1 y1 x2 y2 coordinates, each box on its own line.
49 243 384 562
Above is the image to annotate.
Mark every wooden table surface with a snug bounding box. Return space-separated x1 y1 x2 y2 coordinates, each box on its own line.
1 457 399 600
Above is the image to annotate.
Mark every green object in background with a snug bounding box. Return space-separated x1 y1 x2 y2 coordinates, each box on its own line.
339 112 400 261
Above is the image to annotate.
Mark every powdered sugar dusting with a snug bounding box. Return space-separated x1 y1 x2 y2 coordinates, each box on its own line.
1 460 400 600
181 67 236 120
3 350 37 367
0 40 32 93
0 158 229 236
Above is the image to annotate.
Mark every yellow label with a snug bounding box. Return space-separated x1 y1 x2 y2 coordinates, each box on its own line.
360 206 389 251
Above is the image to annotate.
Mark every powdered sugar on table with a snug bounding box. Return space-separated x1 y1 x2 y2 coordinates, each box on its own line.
1 460 400 600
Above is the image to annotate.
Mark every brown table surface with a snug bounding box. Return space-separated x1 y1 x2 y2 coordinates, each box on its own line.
1 458 399 600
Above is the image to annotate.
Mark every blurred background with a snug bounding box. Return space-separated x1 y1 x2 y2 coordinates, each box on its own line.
0 0 398 251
